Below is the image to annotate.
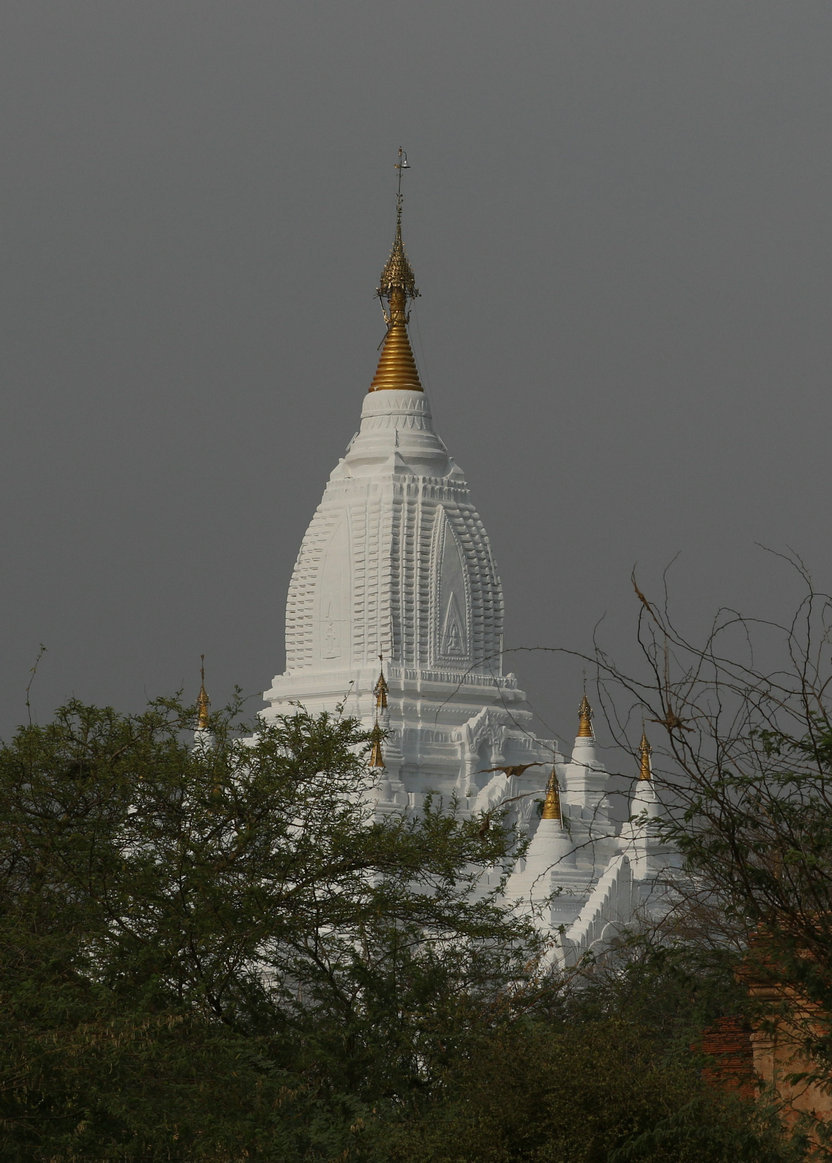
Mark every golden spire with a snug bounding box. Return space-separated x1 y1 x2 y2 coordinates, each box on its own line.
639 730 652 781
541 767 562 821
577 693 594 738
197 655 210 730
369 148 423 393
368 720 385 769
374 654 389 712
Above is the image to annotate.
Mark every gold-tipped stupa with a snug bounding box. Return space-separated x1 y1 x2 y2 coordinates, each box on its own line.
577 693 594 738
639 730 652 781
369 721 385 769
374 655 389 712
369 148 423 393
541 768 562 821
197 655 210 730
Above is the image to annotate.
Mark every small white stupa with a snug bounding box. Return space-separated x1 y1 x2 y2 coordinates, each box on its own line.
193 655 213 754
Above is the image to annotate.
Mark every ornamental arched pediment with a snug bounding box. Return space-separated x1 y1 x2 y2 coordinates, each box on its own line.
429 508 473 668
313 512 352 667
462 706 509 753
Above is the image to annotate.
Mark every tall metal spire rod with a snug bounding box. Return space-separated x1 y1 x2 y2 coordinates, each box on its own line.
377 146 418 314
395 146 410 205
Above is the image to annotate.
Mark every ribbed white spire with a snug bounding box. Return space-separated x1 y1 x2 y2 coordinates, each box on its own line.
262 207 550 801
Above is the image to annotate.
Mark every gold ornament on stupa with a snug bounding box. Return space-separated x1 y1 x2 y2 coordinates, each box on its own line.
197 655 210 730
368 720 386 769
369 148 423 393
541 767 562 821
639 730 652 781
577 693 594 739
374 655 389 712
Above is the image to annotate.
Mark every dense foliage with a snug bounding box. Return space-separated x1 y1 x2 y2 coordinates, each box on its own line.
0 697 803 1159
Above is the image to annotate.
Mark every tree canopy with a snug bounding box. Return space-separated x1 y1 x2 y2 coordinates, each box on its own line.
0 695 804 1159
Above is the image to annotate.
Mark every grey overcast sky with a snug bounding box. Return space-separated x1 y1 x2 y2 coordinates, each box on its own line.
1 1 830 746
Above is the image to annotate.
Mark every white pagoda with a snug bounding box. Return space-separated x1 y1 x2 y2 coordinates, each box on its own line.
261 160 670 965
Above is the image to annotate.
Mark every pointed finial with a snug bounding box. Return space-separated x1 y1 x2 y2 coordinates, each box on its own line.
369 148 423 392
368 719 386 769
197 655 210 730
541 767 562 821
377 148 419 309
577 693 594 739
374 653 389 711
639 729 652 781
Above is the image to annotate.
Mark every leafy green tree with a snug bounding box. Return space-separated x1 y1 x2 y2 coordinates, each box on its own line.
0 693 808 1160
366 945 802 1162
0 698 533 1159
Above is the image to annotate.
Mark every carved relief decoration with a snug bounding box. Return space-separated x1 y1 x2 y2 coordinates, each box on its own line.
430 508 472 667
313 514 352 666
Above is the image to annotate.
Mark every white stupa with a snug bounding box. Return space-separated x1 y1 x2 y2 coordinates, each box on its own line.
261 161 672 963
262 177 553 808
